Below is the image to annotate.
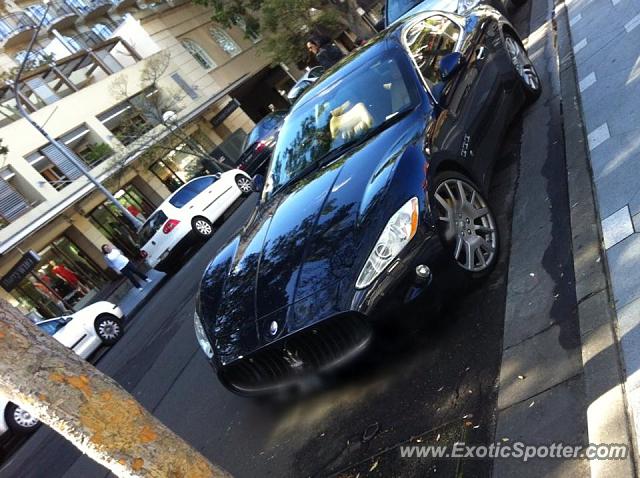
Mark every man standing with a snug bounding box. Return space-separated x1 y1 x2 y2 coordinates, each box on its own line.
306 37 344 69
102 244 151 291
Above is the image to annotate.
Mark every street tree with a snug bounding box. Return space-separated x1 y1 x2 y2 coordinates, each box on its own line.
193 0 372 65
0 297 231 477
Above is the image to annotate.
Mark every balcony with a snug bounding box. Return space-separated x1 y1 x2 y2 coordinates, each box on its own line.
111 0 139 11
67 0 112 20
70 31 104 50
42 1 79 31
0 12 37 47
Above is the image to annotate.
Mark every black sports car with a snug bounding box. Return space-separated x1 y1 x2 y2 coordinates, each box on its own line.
236 111 287 175
195 7 540 395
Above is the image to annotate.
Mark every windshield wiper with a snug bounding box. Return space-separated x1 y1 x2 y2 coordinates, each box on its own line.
274 107 414 194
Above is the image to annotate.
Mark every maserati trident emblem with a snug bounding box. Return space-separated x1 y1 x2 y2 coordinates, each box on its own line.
269 320 278 336
283 348 304 368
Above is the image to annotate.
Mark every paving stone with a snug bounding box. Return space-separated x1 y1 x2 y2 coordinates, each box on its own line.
616 297 640 392
601 205 634 249
605 233 640 309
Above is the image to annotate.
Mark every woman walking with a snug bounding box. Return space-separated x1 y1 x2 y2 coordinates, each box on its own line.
102 244 151 291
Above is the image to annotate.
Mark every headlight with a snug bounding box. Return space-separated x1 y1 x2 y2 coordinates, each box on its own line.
194 310 213 359
458 0 481 12
356 197 419 289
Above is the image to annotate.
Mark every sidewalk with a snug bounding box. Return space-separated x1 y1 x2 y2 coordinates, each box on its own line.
563 0 640 462
104 268 166 318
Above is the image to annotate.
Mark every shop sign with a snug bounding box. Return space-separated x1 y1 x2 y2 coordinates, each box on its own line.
210 99 240 127
1 250 41 292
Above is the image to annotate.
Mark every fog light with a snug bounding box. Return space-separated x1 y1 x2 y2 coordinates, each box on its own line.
415 264 431 282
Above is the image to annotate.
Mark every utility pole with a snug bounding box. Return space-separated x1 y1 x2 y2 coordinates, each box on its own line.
11 1 143 229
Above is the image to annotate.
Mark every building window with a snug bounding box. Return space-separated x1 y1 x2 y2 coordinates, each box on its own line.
0 171 32 229
171 72 198 99
9 236 108 321
92 22 114 40
233 15 261 43
97 88 159 146
181 38 216 69
209 26 242 57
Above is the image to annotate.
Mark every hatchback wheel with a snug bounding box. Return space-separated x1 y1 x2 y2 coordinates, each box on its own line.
192 216 214 238
5 403 40 434
94 314 123 345
434 173 499 277
505 34 541 101
235 175 253 195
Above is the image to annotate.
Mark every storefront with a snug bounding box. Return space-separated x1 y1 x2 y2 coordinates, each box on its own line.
149 142 220 192
88 183 155 258
8 236 108 321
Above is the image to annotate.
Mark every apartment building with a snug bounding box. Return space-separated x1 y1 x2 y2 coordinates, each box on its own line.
0 0 296 321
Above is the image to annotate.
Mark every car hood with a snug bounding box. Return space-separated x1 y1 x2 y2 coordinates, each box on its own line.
199 110 426 359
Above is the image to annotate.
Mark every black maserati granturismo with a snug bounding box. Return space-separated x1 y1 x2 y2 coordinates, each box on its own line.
194 7 540 395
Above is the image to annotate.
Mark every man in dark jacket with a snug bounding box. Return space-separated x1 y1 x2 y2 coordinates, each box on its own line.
307 38 344 69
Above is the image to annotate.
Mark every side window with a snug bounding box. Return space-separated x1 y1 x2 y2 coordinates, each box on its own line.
406 16 461 89
186 176 216 194
37 318 68 336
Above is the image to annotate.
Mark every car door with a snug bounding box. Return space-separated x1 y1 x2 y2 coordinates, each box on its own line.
37 317 85 350
184 176 221 213
406 13 507 186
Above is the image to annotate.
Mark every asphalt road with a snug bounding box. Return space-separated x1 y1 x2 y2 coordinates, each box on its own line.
0 4 578 477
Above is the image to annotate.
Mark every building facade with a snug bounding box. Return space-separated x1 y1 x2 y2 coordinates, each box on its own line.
0 0 295 321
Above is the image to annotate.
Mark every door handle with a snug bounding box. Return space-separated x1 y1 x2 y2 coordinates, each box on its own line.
476 47 486 61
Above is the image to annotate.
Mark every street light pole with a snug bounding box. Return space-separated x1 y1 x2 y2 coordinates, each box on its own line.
11 1 143 229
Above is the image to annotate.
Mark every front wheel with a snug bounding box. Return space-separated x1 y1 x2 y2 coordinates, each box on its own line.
235 175 253 195
504 34 541 102
434 172 499 279
192 216 214 238
94 314 123 345
5 403 40 435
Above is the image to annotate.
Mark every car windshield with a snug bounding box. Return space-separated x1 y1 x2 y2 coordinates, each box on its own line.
265 47 418 196
243 112 287 152
139 209 168 245
37 318 68 336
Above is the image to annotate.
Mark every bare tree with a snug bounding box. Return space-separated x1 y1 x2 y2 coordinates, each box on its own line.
0 298 231 477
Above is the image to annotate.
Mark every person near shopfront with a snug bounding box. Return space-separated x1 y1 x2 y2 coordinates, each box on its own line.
101 244 151 291
49 260 90 294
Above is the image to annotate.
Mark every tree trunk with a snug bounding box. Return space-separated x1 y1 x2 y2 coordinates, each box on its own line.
0 298 231 478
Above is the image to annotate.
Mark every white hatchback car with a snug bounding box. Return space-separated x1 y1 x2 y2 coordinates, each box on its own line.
139 169 252 272
0 301 124 437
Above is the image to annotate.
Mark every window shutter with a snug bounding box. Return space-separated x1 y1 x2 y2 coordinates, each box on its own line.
0 178 30 221
41 143 83 180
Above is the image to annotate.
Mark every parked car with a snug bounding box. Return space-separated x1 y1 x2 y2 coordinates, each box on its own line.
237 112 288 176
139 170 253 272
0 301 124 436
384 0 526 26
287 67 325 104
195 7 540 395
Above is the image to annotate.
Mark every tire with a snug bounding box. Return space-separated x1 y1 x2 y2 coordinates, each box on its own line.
191 216 214 239
235 174 253 195
433 171 499 279
504 33 541 103
5 403 40 435
94 314 123 346
510 0 527 6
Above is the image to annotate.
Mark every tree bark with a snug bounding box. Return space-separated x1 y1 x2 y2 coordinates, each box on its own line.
0 298 231 478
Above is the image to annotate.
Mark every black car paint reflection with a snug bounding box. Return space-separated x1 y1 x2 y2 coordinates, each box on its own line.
197 9 533 394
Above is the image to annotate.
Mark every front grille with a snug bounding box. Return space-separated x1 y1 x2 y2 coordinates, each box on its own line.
221 314 372 394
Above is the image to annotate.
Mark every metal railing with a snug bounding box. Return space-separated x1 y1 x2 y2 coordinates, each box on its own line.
65 0 112 16
71 30 104 50
0 12 37 41
42 1 76 26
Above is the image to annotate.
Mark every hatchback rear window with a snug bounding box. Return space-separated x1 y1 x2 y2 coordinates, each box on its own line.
139 209 168 245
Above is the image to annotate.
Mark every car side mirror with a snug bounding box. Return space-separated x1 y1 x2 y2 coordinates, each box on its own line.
252 174 265 192
439 52 465 81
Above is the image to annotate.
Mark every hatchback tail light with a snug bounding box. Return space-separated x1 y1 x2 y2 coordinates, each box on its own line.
162 219 180 234
140 250 148 259
238 164 246 171
255 140 268 154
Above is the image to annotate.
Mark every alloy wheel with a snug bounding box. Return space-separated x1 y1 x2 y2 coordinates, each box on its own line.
98 319 120 341
195 219 213 236
13 407 38 429
435 179 497 273
505 36 540 91
236 176 252 193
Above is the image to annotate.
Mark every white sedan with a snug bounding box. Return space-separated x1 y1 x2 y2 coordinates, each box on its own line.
139 169 252 272
0 301 124 437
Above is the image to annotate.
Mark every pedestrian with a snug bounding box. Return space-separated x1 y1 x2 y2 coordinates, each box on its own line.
101 244 151 291
306 37 344 69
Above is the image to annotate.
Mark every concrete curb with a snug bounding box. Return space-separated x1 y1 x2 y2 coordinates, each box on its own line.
553 0 637 476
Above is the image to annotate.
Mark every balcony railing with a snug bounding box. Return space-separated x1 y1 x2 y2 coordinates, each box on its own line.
66 0 112 19
71 31 104 50
111 0 139 10
41 1 78 30
0 12 37 47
